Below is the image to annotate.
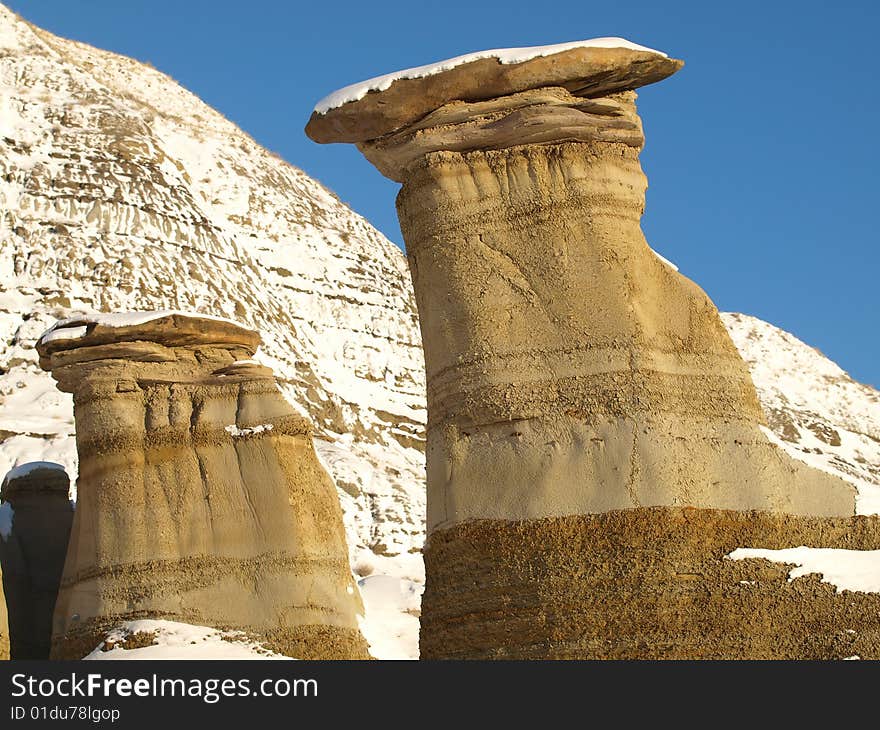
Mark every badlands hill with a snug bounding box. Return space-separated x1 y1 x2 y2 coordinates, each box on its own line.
0 4 425 585
0 7 878 657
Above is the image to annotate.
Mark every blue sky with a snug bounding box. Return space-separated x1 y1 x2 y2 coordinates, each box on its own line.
7 0 879 386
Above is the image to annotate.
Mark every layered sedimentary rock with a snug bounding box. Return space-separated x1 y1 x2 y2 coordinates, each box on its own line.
308 40 877 658
0 463 73 659
37 311 369 659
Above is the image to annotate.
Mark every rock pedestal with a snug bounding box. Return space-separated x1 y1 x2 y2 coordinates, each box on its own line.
307 41 880 658
0 463 73 659
37 312 369 659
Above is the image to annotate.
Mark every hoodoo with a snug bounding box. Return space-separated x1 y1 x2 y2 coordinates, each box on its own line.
308 40 880 658
37 311 369 659
0 463 73 659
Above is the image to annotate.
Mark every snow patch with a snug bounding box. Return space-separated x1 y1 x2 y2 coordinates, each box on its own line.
357 574 422 660
83 619 292 660
759 425 880 515
727 546 880 594
315 37 668 113
224 423 273 437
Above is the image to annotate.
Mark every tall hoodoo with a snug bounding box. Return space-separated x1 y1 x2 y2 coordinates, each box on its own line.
307 40 880 659
0 462 73 659
37 311 369 659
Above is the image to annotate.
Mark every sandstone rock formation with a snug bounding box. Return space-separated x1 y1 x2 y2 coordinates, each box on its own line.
0 462 73 659
37 311 369 659
308 40 880 659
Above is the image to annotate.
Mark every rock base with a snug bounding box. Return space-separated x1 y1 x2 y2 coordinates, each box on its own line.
420 507 880 659
49 551 371 660
52 617 368 660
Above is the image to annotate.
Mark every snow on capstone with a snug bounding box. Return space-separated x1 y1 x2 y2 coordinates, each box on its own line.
727 547 880 594
0 501 13 541
2 460 66 483
37 326 89 346
314 37 668 113
37 310 248 346
83 620 292 660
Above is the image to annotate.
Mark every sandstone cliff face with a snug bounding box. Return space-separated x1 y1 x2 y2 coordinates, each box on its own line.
0 462 72 659
308 41 878 659
37 312 369 659
397 131 855 527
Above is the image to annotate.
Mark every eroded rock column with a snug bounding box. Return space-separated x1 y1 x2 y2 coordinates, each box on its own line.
0 463 73 659
37 312 369 659
307 41 880 658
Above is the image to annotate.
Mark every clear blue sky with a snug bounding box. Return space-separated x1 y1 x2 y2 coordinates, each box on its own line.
8 0 879 386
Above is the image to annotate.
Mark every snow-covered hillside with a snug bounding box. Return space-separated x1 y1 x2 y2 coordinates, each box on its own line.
1 5 878 659
0 4 425 586
722 313 880 514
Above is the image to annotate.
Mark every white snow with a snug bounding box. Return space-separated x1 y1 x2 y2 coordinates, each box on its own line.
0 436 77 503
314 37 668 113
357 574 422 660
651 248 679 271
37 325 89 344
0 501 13 541
727 546 880 594
224 423 274 437
723 312 880 516
83 620 292 660
38 310 247 346
759 425 880 515
3 460 66 482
